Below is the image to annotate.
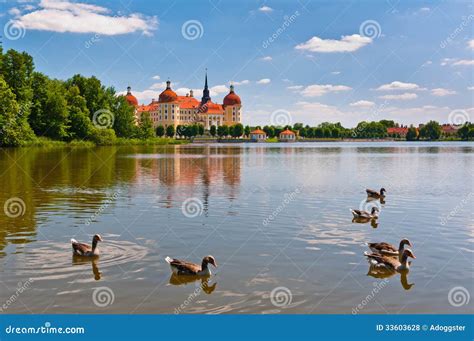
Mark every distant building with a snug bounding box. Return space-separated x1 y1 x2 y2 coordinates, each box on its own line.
250 129 267 142
279 129 296 142
387 126 409 137
132 72 242 130
440 124 458 136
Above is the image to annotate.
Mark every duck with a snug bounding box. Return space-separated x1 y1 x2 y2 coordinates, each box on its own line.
71 234 103 257
366 188 386 199
367 238 412 256
364 249 416 271
350 207 379 219
165 255 217 276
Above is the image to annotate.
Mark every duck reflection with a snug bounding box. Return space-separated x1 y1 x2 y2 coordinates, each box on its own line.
168 274 217 294
352 217 379 228
72 255 101 280
367 265 414 290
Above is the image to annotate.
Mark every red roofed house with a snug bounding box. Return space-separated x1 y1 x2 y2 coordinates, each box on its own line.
387 126 409 137
250 129 267 142
134 72 242 130
279 129 296 142
441 124 458 136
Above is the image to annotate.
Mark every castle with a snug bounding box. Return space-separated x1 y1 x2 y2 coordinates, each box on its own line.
125 72 242 130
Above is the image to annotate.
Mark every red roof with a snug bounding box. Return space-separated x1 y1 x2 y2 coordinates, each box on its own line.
280 129 295 135
441 124 458 133
250 129 266 135
198 100 224 114
176 96 199 109
387 127 409 134
125 87 138 106
223 86 241 107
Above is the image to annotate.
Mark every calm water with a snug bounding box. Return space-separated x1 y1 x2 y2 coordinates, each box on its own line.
0 142 472 314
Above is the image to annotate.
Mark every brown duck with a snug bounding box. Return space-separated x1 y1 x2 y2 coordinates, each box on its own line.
366 188 386 199
365 249 416 271
71 234 103 257
367 238 412 256
165 255 217 276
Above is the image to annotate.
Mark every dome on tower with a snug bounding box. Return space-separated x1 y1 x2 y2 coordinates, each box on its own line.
125 86 138 106
159 80 178 103
223 85 241 107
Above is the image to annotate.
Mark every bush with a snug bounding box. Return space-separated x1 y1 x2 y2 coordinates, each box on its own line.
90 128 116 145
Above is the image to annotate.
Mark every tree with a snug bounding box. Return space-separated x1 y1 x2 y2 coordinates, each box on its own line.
231 123 243 138
156 124 165 137
331 127 340 138
457 124 470 140
42 80 69 140
113 96 136 138
197 124 204 136
176 124 185 138
0 77 34 146
138 112 155 139
166 124 175 137
66 86 94 140
263 125 275 138
420 120 441 140
90 128 116 145
314 127 323 138
210 125 217 137
406 126 418 141
217 125 228 137
1 49 34 105
244 125 250 137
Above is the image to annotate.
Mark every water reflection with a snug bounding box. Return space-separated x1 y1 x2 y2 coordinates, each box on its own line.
367 265 414 290
72 256 101 281
352 217 379 228
168 274 217 295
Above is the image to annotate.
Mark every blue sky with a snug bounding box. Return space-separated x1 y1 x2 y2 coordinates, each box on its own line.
1 0 473 126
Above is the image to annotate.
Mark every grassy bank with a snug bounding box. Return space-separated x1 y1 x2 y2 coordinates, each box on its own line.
17 137 189 148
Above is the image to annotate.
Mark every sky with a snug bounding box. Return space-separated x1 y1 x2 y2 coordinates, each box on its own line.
0 0 473 127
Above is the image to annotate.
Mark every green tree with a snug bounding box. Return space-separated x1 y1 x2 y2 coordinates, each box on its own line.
406 126 418 141
210 125 217 137
156 124 165 137
263 125 275 138
457 124 470 140
166 124 175 137
1 49 34 105
66 86 94 140
331 127 340 138
113 96 136 138
0 77 34 146
90 128 116 145
322 128 331 138
244 125 250 137
420 120 441 140
197 124 204 136
231 123 244 138
42 80 69 140
138 112 155 139
217 125 228 137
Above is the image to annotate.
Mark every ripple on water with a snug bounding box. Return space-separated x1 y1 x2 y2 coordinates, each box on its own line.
12 238 148 282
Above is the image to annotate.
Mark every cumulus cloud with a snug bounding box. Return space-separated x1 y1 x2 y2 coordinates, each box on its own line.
375 81 425 91
350 100 375 107
468 86 474 91
378 93 418 100
295 34 372 53
301 84 352 97
431 88 456 96
260 56 272 61
12 0 158 36
152 75 160 80
287 85 303 90
257 78 271 84
468 39 474 50
259 6 273 12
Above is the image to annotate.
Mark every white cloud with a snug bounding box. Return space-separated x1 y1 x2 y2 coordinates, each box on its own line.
350 100 375 107
452 59 474 66
8 7 22 16
441 58 474 66
419 7 430 12
421 60 432 67
151 75 160 80
150 82 168 90
260 56 272 61
431 88 456 96
257 78 271 84
232 80 250 86
468 86 474 91
301 84 352 97
375 81 425 91
379 93 418 100
287 85 303 90
13 0 158 36
259 6 273 12
295 34 372 53
210 84 229 94
331 71 341 75
468 39 474 50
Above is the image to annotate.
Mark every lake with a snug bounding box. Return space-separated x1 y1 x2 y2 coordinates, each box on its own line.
0 142 472 314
